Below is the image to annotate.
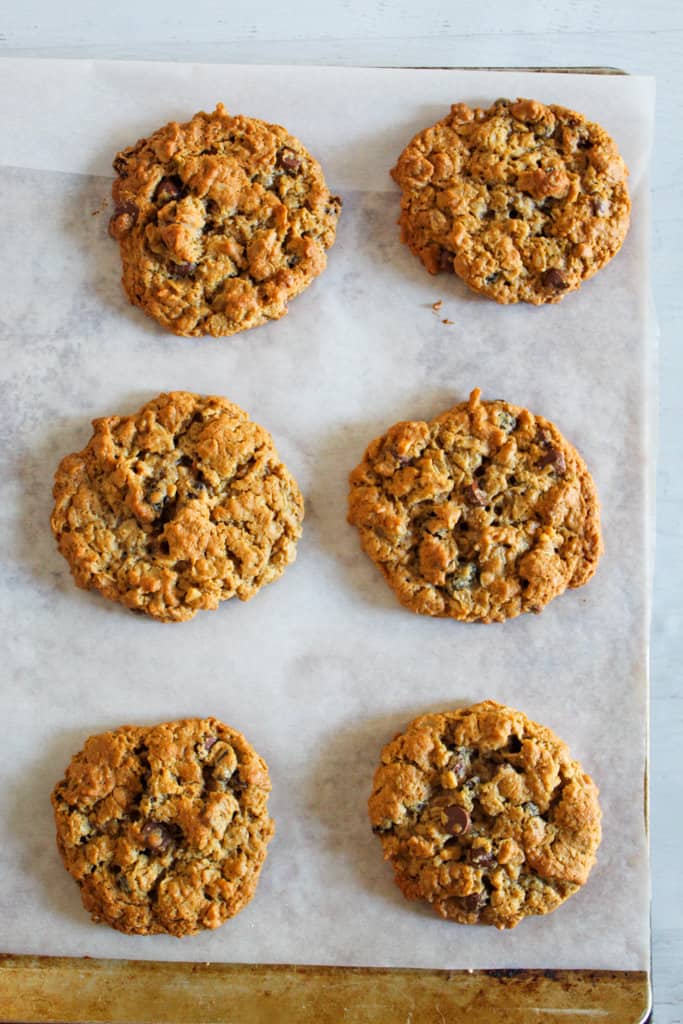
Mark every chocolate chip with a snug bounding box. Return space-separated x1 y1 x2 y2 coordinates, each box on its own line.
177 455 193 468
141 820 174 853
507 735 523 753
577 136 593 150
484 271 500 284
154 175 183 203
541 268 569 291
508 209 522 220
537 446 567 473
461 891 488 913
171 261 198 278
157 497 177 526
444 805 470 836
278 148 301 172
113 155 128 175
439 249 454 272
469 848 496 868
464 483 487 507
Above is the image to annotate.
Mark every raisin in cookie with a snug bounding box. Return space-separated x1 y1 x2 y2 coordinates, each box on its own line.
51 391 304 622
369 701 601 929
348 388 602 623
52 718 274 936
109 104 341 336
391 97 630 304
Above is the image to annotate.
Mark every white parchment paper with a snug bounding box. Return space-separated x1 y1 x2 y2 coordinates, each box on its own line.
0 61 654 969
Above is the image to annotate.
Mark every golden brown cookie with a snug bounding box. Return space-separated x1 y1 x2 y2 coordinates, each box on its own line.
52 717 274 936
348 388 602 623
109 104 341 336
51 391 304 622
391 97 630 304
369 701 601 929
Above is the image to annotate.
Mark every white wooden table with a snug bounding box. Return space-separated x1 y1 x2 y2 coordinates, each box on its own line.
2 2 681 1020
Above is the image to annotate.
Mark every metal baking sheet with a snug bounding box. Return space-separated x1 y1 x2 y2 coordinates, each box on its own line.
0 61 653 1022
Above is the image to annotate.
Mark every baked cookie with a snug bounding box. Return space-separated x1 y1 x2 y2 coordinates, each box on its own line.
109 104 341 336
391 97 630 304
369 701 601 929
348 388 602 623
52 717 274 936
51 391 304 622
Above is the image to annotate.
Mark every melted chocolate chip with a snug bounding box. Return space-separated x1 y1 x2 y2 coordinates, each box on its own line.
141 820 175 853
469 848 496 868
537 447 567 473
464 483 487 507
278 148 301 172
461 891 488 913
155 176 183 203
439 249 454 272
541 268 569 291
444 805 470 836
171 261 198 278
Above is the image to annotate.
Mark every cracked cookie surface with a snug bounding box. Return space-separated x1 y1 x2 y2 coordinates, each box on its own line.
348 388 602 623
369 701 601 929
52 717 275 936
391 97 630 304
109 104 341 336
51 391 304 622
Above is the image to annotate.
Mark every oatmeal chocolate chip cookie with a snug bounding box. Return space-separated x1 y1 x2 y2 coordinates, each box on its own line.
109 104 342 336
391 97 630 304
348 388 602 623
51 391 304 622
52 718 274 936
369 701 601 929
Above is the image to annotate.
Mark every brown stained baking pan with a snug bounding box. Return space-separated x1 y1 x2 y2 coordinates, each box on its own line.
0 957 650 1024
0 65 651 1024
